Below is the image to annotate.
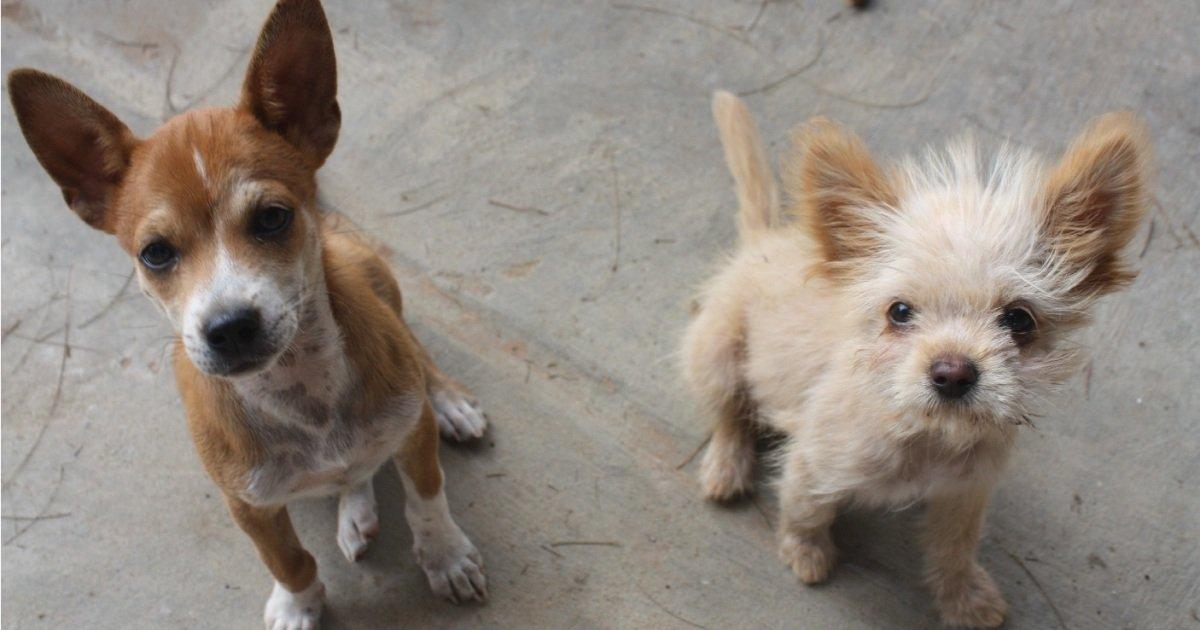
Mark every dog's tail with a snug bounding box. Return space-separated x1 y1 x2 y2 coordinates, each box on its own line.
712 90 780 239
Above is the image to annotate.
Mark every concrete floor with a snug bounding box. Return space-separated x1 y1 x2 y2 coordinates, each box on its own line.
3 1 1198 628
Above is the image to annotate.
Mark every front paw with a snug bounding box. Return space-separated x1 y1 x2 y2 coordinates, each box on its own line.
431 387 488 442
414 525 488 603
934 563 1007 628
264 579 324 630
337 488 379 563
780 531 837 584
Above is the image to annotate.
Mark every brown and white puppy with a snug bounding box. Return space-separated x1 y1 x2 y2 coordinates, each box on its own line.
8 1 488 627
684 92 1149 627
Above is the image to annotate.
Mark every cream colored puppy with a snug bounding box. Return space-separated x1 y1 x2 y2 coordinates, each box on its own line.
684 91 1149 627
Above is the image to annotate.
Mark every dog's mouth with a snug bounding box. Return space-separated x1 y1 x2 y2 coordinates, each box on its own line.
921 394 1023 430
212 353 276 377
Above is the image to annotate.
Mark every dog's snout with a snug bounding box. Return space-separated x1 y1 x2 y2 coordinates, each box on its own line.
204 307 263 358
929 355 978 400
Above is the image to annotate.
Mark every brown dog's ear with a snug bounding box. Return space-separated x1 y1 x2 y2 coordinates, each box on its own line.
1042 111 1150 298
240 0 340 167
787 117 896 265
7 69 139 233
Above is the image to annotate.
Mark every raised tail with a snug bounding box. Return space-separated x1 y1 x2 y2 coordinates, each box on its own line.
712 90 780 239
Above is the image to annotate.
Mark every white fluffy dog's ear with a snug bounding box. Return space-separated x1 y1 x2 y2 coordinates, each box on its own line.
1042 111 1151 299
786 118 897 269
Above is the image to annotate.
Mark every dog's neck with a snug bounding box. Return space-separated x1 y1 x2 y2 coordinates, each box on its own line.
231 268 354 421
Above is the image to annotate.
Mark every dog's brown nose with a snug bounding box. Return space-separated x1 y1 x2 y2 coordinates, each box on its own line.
929 356 978 399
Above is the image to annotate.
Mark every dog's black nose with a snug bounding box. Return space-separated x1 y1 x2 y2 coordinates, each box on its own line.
930 356 978 399
204 307 263 359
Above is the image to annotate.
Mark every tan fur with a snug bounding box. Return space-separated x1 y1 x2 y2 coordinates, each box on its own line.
712 90 779 238
784 117 900 275
8 0 487 625
684 92 1150 627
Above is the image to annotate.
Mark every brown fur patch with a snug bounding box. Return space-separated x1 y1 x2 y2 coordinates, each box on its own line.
785 117 897 270
1042 111 1150 299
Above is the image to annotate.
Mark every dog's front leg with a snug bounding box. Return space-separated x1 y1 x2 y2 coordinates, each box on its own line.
922 484 1007 628
225 496 323 630
395 402 488 602
337 479 379 563
777 450 839 584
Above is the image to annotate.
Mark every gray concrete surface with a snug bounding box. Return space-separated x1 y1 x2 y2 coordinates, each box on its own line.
3 1 1198 628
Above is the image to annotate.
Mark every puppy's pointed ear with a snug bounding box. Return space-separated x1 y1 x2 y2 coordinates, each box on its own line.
787 118 896 265
240 0 340 167
1042 111 1150 298
7 69 139 233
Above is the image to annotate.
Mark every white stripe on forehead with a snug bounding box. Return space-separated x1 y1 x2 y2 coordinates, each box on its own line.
192 146 209 190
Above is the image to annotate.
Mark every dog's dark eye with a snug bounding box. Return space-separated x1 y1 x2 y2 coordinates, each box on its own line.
139 241 177 270
251 205 293 237
887 301 914 326
1000 306 1037 342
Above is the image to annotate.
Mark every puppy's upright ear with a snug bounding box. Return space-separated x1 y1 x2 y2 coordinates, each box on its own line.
787 118 896 266
240 0 340 167
1042 111 1150 298
7 69 139 233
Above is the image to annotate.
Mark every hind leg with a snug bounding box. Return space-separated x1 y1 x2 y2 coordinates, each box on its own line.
698 390 757 501
683 291 757 501
340 233 489 442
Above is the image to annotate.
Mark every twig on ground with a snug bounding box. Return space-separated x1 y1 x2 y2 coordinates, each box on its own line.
549 540 622 548
383 194 451 218
4 274 73 492
1001 547 1068 630
488 199 550 217
675 433 712 470
738 30 827 96
80 270 135 329
1082 359 1094 398
751 495 773 529
2 318 22 342
1 512 71 521
637 585 709 629
49 271 73 417
4 465 66 546
807 74 938 109
95 32 161 51
744 0 770 33
609 152 622 273
613 3 753 47
1138 218 1156 258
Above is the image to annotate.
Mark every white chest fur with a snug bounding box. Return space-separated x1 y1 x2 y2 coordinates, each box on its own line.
232 295 421 506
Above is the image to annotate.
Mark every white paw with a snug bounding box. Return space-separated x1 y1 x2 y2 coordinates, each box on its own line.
337 484 379 563
414 525 488 603
698 437 755 501
935 563 1008 628
431 388 488 441
263 579 323 630
779 531 837 585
